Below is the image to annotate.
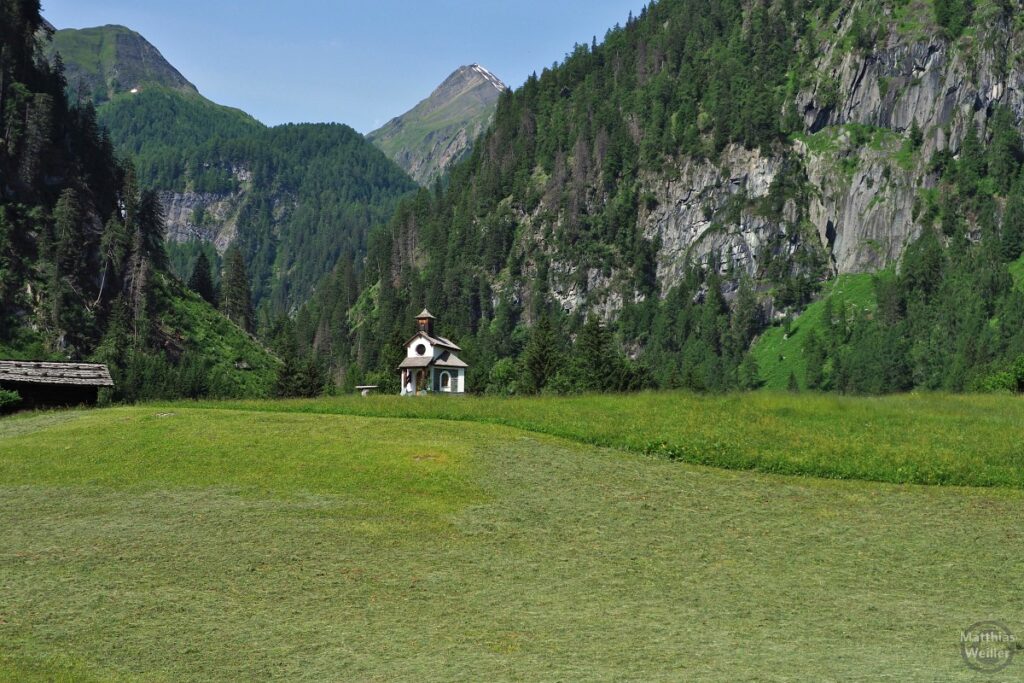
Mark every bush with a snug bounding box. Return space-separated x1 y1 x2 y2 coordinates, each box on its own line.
978 356 1024 394
0 388 21 412
486 358 521 396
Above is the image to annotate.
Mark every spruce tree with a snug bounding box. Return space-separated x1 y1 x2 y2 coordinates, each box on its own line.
522 313 563 393
188 251 217 305
274 344 303 398
573 314 617 392
137 190 167 270
909 119 924 150
787 371 800 393
1001 175 1024 261
220 245 253 332
728 278 760 360
50 188 83 337
987 107 1021 194
737 354 763 391
53 188 85 283
804 330 826 390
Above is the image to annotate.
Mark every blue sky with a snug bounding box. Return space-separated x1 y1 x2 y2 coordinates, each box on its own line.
42 1 649 133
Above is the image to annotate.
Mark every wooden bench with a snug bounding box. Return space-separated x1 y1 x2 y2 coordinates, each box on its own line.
355 385 380 397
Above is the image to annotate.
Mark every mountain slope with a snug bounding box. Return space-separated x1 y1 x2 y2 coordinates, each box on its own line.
369 64 508 185
97 87 264 188
49 25 197 103
298 0 1024 395
50 26 418 316
1 7 276 399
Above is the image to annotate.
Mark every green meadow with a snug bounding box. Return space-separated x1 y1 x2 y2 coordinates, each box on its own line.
2 393 1023 680
181 391 1024 488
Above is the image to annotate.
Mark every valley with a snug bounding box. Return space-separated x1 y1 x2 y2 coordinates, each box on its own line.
4 1 1024 678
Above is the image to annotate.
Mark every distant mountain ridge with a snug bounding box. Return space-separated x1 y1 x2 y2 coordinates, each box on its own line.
369 64 508 185
49 25 197 103
48 25 417 316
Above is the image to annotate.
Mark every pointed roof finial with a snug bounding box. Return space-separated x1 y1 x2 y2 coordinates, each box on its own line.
416 308 436 319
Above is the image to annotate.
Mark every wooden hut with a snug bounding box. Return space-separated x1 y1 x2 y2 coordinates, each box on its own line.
0 361 114 409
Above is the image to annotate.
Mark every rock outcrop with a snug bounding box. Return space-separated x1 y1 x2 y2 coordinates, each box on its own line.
643 8 1024 296
496 5 1024 317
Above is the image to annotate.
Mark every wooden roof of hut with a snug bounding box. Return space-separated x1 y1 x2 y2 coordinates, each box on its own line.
0 361 114 387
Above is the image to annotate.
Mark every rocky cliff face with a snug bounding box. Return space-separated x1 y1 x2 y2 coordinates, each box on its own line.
641 7 1022 307
369 64 508 185
48 25 197 103
489 4 1024 319
160 191 239 252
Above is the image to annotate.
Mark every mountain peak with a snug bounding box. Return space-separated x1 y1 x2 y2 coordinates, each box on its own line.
47 25 197 103
369 64 507 185
463 64 509 93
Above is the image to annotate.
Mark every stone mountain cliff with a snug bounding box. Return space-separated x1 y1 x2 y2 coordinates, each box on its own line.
525 2 1024 314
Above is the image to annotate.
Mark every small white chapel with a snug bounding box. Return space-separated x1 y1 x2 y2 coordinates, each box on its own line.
398 309 468 395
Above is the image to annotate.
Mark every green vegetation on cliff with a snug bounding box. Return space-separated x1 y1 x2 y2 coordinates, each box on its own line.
96 86 262 189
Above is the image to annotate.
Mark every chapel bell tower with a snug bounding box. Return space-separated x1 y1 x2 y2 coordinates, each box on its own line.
416 309 436 336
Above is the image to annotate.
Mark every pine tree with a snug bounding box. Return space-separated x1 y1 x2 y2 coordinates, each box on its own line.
987 107 1021 194
1002 183 1024 262
188 251 217 305
274 344 303 398
300 356 326 397
220 244 253 332
573 314 618 392
787 371 800 393
137 190 167 270
522 313 563 393
804 330 826 390
957 126 985 197
50 188 84 338
737 353 763 390
728 277 761 360
53 188 85 282
909 119 924 150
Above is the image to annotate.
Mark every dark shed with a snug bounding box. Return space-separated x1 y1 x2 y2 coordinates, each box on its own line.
0 361 114 409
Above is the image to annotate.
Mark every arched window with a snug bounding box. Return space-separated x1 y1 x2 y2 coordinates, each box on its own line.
440 371 451 391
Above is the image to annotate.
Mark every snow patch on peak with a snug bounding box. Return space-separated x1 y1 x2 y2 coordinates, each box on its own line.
469 64 508 93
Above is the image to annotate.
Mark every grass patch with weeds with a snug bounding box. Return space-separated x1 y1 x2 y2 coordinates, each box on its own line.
164 386 1024 488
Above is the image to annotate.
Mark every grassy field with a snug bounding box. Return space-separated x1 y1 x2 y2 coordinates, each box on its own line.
173 391 1024 488
2 396 1023 680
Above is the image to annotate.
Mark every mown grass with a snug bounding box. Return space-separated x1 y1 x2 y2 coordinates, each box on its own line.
2 406 1023 680
166 389 1024 489
0 408 480 519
